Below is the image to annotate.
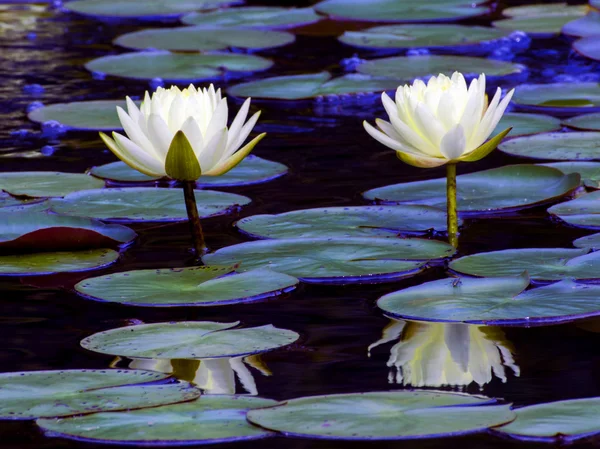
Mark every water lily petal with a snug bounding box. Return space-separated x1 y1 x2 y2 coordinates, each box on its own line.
180 116 205 156
204 133 266 176
440 124 466 160
111 132 165 176
227 98 251 150
224 110 261 161
147 113 173 158
116 106 160 158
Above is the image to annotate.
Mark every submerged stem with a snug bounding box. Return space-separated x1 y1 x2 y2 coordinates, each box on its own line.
446 162 459 249
182 181 207 258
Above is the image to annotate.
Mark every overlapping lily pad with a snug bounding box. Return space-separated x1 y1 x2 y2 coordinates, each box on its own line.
114 27 295 52
563 112 600 131
0 191 43 209
573 35 600 62
492 397 600 443
339 24 511 50
247 391 514 440
364 165 580 214
0 369 199 419
81 321 299 359
202 237 454 283
0 172 105 198
356 55 524 79
236 205 457 239
0 211 136 251
48 188 250 222
228 72 401 100
75 267 298 307
181 6 322 29
64 0 238 19
37 395 275 445
499 132 600 161
378 273 600 325
493 3 587 35
494 113 561 137
512 83 600 113
0 249 119 276
540 162 600 189
562 11 600 37
449 248 600 281
314 0 490 23
27 100 131 131
548 191 600 228
85 51 272 82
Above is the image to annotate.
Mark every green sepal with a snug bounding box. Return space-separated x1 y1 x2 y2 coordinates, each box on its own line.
459 127 512 163
165 131 202 181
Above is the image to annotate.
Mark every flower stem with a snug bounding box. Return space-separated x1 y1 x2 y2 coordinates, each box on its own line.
182 181 207 258
446 162 459 248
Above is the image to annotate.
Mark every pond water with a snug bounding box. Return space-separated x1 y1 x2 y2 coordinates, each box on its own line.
2 0 600 447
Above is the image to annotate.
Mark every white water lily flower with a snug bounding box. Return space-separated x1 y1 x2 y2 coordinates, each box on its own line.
363 72 514 168
100 84 265 179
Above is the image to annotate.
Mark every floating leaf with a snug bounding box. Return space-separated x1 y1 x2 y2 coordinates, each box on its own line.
573 35 600 62
64 0 238 19
0 172 104 198
247 390 514 440
37 396 275 445
492 3 587 35
181 6 322 29
494 113 561 137
27 100 134 131
364 165 579 214
563 112 600 131
548 190 600 228
540 161 600 189
0 369 199 419
449 248 600 281
85 51 272 82
75 267 298 307
49 188 250 222
499 132 600 161
0 192 43 209
562 11 600 37
81 321 299 359
0 249 119 276
573 232 600 250
202 237 455 283
512 83 600 113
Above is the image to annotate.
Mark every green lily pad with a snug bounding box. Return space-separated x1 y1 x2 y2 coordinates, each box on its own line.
81 321 299 359
449 248 600 281
27 100 131 131
202 237 455 284
494 113 562 137
0 211 136 251
114 26 295 52
0 192 43 209
548 190 600 228
512 83 600 113
181 6 322 29
339 24 511 50
573 35 600 61
64 0 237 19
236 205 458 239
0 248 119 276
0 369 199 419
0 172 105 198
228 72 401 100
85 51 272 82
573 232 600 250
563 112 600 131
314 0 490 23
492 3 587 35
492 397 600 443
378 273 600 325
499 132 600 161
48 188 250 222
356 55 524 79
539 162 600 189
89 155 287 186
75 267 298 307
247 391 514 440
37 395 275 445
562 11 600 37
364 165 580 214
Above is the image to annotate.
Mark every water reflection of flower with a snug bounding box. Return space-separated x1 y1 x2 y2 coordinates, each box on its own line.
369 319 519 389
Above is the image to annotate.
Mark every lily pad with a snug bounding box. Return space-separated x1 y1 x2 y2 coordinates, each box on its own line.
548 190 600 228
37 395 275 445
114 26 295 52
75 267 298 307
202 237 455 283
364 165 580 214
378 273 600 325
27 100 133 131
573 35 600 62
48 188 250 222
499 132 600 161
0 211 136 251
64 0 237 19
0 192 43 209
181 6 322 29
540 162 600 189
0 369 199 419
449 248 600 281
85 51 272 82
339 24 511 50
573 233 600 250
0 249 119 276
492 3 587 35
563 112 600 131
512 83 600 113
562 11 600 37
228 72 401 100
80 321 299 359
0 172 105 198
356 55 524 79
89 155 288 186
494 113 562 137
236 205 458 239
314 0 490 23
247 390 514 440
492 397 600 443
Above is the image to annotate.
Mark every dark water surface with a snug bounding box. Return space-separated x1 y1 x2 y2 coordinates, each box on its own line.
2 0 600 447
